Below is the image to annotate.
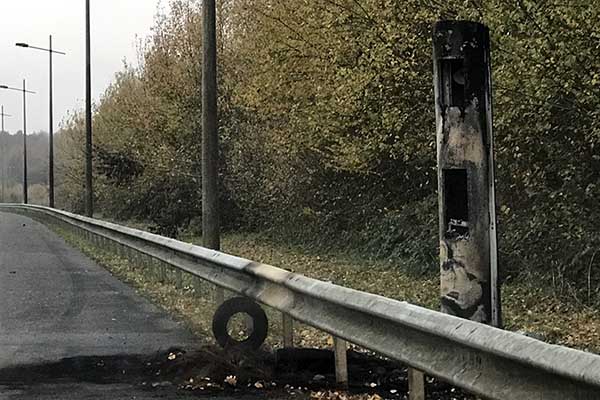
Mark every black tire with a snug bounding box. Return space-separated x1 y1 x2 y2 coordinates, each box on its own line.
212 296 268 350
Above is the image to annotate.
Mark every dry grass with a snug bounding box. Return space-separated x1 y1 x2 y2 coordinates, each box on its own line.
502 284 600 352
221 232 600 354
220 233 440 309
52 223 600 354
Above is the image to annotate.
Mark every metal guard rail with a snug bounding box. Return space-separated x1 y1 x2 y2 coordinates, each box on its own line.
2 204 600 400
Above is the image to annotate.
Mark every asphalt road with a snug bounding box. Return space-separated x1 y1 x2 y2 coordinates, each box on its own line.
0 212 202 399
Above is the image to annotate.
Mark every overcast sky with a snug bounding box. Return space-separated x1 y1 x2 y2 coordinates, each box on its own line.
0 0 165 134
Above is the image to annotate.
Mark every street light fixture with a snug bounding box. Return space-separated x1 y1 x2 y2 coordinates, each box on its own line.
16 36 66 208
0 82 36 204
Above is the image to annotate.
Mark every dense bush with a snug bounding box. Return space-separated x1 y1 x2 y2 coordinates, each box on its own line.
56 0 600 303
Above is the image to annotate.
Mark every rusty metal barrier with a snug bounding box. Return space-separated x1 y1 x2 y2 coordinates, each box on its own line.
2 204 600 400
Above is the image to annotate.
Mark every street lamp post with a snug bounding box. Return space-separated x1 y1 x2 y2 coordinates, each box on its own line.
16 36 66 208
0 106 11 203
0 82 36 204
85 0 93 217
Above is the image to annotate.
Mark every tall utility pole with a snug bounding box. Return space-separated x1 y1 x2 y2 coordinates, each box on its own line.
16 36 67 208
85 0 93 217
202 0 220 251
0 106 10 203
202 0 222 304
49 35 54 207
0 83 35 204
22 80 27 204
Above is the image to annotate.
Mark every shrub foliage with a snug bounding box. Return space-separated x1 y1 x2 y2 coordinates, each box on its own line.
57 0 600 302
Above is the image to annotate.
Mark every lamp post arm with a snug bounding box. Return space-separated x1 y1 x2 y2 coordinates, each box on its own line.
0 86 35 94
16 43 66 55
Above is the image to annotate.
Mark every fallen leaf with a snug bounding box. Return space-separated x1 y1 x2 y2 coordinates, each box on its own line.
225 375 237 386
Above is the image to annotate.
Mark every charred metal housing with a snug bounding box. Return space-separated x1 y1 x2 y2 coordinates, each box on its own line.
432 21 501 326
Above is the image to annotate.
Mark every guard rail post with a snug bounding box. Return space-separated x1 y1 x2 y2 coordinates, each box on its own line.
333 336 348 386
408 369 425 400
282 313 294 347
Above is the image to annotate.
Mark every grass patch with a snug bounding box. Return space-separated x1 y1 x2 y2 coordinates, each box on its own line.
219 232 600 354
47 219 600 354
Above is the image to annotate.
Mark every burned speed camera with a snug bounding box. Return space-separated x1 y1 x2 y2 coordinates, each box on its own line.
433 21 501 326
